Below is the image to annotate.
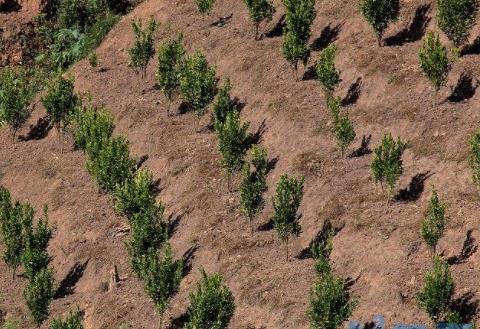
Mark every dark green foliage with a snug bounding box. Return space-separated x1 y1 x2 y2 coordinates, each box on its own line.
42 75 79 133
128 17 158 77
179 50 217 118
138 244 183 314
212 79 237 131
311 232 333 276
282 30 309 75
86 136 136 193
335 114 356 157
217 110 250 178
360 0 400 45
156 36 186 114
50 308 83 329
469 130 480 186
419 32 450 92
326 93 341 124
437 0 477 46
184 270 235 329
0 68 32 140
239 146 268 233
421 188 446 254
196 0 215 15
272 174 304 260
127 206 168 276
417 256 455 323
114 169 159 220
244 0 275 39
316 45 341 93
371 133 405 194
24 267 55 325
308 272 357 329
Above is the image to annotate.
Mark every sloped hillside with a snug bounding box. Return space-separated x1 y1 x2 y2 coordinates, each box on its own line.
1 0 480 328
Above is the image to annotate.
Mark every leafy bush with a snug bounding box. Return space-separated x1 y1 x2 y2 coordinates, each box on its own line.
272 174 304 260
42 75 79 133
212 79 237 131
156 36 186 115
316 44 341 93
0 68 32 141
308 272 357 329
86 136 136 193
417 256 455 324
138 244 183 315
196 0 215 15
50 308 83 329
326 93 341 124
371 133 405 195
128 17 158 77
335 114 356 157
88 52 98 67
282 30 309 77
179 50 217 118
421 188 446 255
360 0 400 45
469 130 480 187
311 232 333 276
240 146 268 234
24 267 55 325
243 0 275 39
184 270 235 329
419 32 450 93
437 0 477 46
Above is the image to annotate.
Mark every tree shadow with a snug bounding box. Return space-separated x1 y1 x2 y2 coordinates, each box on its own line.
135 155 149 170
210 13 233 27
267 156 279 175
265 15 286 38
257 218 274 232
19 116 52 141
246 119 267 148
302 65 317 81
394 171 433 202
349 135 372 158
461 35 480 56
178 102 192 115
182 245 198 277
447 72 477 103
0 0 21 12
450 291 479 322
168 213 183 237
167 312 189 329
54 260 89 299
296 219 343 260
232 97 247 113
310 23 343 51
447 230 477 265
342 77 362 107
384 4 431 46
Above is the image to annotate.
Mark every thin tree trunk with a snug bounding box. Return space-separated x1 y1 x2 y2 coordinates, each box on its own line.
249 215 254 236
255 23 259 40
286 237 289 261
12 266 16 280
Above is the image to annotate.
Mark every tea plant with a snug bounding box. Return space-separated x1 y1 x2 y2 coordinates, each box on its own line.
371 133 405 195
419 32 450 93
128 17 158 77
244 0 275 39
437 0 477 46
421 187 446 255
360 0 400 45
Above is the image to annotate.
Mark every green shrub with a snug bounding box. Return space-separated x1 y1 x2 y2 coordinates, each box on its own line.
326 93 341 124
2 320 19 329
311 232 333 276
243 0 275 39
335 114 356 157
156 36 186 115
179 50 217 118
240 146 268 234
42 75 79 133
196 0 215 15
24 267 55 325
360 0 400 45
417 256 455 324
421 187 446 254
0 68 32 141
469 130 480 187
128 17 158 77
419 32 450 93
88 52 98 67
184 270 235 329
316 45 341 93
212 79 237 131
437 0 477 46
282 30 309 77
86 136 136 193
272 174 304 260
50 308 83 329
138 244 183 315
308 272 357 329
371 133 405 195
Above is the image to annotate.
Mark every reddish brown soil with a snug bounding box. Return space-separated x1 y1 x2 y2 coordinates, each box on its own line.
2 0 480 328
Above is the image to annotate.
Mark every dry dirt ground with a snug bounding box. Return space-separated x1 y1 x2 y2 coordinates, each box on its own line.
2 0 480 328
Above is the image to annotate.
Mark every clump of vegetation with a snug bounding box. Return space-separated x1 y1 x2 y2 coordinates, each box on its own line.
240 146 268 234
212 79 237 131
417 256 455 324
326 93 341 124
50 308 83 329
179 50 217 120
244 0 275 39
196 0 215 15
282 0 316 77
308 272 357 329
0 68 33 141
24 267 55 325
359 0 400 45
311 231 334 276
316 44 341 93
371 133 405 195
421 188 446 255
335 114 356 157
88 52 98 67
128 17 158 77
469 130 480 187
184 270 235 329
156 36 186 115
437 0 477 47
272 174 304 260
419 32 450 94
